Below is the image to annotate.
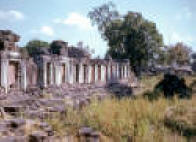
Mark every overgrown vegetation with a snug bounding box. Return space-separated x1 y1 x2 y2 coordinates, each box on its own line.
88 2 193 76
47 75 196 141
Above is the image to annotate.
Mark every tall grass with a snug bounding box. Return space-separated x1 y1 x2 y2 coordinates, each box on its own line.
47 75 196 141
47 96 195 141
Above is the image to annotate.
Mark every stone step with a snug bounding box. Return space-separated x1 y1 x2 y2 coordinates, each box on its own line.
0 136 27 142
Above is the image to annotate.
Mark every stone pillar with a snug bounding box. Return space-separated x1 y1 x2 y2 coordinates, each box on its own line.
101 65 105 82
55 64 61 86
88 65 92 83
68 61 73 84
94 64 98 82
43 62 47 87
65 63 68 83
21 60 27 91
111 65 114 80
124 65 127 78
79 63 83 84
50 63 54 85
116 64 119 79
107 64 111 81
1 59 8 93
54 64 57 85
114 64 117 79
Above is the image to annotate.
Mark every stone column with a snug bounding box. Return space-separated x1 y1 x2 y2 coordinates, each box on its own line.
1 59 8 93
21 60 27 91
88 65 92 83
101 65 105 82
49 63 53 85
116 64 119 79
124 65 127 78
53 63 58 85
68 61 73 84
65 63 68 83
111 65 114 80
107 64 111 81
79 63 83 84
43 62 47 87
94 64 98 82
65 63 67 83
55 64 61 86
114 64 117 79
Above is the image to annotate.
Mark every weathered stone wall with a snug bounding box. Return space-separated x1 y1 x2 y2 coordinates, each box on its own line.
0 30 131 92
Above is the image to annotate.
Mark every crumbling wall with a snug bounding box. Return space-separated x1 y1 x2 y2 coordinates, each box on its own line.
0 30 20 51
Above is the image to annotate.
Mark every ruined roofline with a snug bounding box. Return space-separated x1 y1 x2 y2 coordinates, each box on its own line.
0 30 129 62
0 30 20 42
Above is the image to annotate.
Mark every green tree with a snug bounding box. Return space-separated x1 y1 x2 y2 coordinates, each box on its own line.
167 42 192 66
25 39 49 56
88 3 163 76
88 1 119 35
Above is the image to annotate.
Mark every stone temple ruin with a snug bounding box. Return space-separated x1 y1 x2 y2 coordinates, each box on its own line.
0 30 130 93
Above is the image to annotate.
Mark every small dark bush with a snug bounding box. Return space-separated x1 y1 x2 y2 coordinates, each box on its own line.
154 74 192 99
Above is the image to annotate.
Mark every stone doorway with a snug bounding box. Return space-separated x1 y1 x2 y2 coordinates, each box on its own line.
8 61 20 89
83 65 87 83
0 42 4 50
119 66 122 79
98 65 101 81
46 63 51 85
76 64 79 83
91 65 95 83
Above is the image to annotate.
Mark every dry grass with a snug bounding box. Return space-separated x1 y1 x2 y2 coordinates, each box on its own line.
47 96 195 141
47 75 196 141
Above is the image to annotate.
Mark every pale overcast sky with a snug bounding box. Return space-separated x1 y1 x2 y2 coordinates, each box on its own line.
0 0 195 57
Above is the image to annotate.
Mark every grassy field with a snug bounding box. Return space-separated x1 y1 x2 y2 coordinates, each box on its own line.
47 75 196 142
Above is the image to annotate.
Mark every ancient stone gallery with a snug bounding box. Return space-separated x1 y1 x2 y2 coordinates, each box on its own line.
0 30 130 92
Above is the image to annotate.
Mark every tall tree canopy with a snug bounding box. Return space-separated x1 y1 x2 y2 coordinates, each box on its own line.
88 2 164 76
25 40 49 56
166 42 192 66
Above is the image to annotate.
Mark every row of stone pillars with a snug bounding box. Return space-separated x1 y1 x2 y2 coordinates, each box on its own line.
43 62 130 87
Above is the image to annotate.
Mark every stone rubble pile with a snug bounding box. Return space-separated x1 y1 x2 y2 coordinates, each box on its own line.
0 83 134 142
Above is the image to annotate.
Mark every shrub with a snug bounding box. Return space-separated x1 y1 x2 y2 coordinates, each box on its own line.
154 74 192 98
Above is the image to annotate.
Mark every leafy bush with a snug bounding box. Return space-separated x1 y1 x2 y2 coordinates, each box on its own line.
154 74 192 99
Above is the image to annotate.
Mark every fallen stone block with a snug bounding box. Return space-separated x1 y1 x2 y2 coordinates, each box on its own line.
29 131 48 142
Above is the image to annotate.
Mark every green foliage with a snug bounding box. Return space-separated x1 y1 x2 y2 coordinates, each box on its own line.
166 42 192 65
106 12 164 75
88 3 164 76
25 39 49 56
88 1 119 33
